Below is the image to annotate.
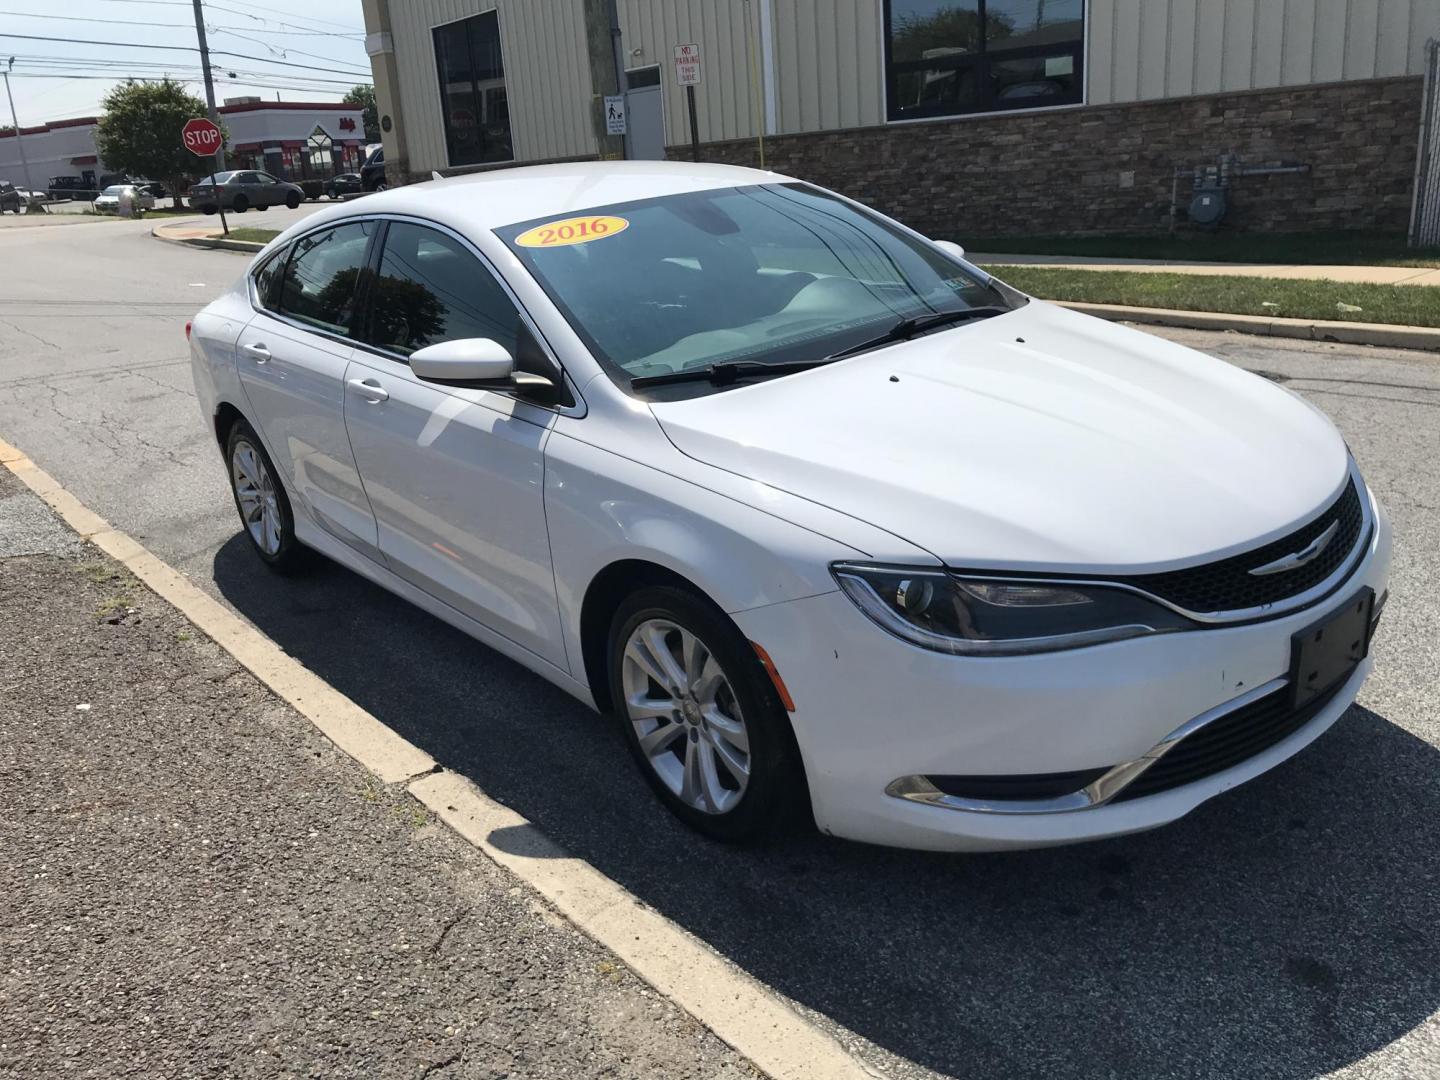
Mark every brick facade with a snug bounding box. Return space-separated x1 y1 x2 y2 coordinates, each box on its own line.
681 76 1422 237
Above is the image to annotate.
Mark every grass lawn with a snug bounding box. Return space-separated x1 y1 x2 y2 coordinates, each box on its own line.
965 230 1440 269
984 265 1440 328
219 227 280 244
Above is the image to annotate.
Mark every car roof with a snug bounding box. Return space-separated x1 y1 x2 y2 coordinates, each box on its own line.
345 160 794 232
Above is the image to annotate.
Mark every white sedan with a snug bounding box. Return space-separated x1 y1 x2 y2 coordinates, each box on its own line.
188 162 1390 851
92 184 156 215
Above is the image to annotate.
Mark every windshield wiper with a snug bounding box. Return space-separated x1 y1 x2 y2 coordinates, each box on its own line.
825 306 1010 361
629 357 837 389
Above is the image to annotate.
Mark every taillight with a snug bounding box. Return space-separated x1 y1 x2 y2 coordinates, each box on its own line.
185 321 192 340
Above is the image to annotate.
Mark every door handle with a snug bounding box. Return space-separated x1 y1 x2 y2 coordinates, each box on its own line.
240 342 271 363
347 377 389 403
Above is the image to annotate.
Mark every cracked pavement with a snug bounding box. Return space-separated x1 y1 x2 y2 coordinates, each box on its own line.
3 215 1440 1080
0 465 758 1079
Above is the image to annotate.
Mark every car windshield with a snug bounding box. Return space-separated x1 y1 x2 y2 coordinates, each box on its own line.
101 186 128 196
497 183 1019 393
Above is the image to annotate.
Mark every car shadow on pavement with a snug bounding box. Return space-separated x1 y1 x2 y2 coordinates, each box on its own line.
214 534 1440 1080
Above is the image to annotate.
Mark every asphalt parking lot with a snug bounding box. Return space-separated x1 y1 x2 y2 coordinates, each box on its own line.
1 215 1438 1079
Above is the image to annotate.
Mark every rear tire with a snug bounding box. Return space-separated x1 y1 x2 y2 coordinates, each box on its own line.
224 418 309 574
254 203 269 211
201 205 216 215
608 585 804 843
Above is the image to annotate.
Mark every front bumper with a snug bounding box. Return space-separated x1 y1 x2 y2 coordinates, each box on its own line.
733 497 1392 852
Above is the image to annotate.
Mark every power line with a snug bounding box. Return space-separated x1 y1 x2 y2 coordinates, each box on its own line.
0 33 369 76
0 11 193 29
203 0 363 33
0 9 363 42
204 4 364 39
209 26 369 69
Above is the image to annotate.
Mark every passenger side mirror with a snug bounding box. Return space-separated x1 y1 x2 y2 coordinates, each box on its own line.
932 239 966 261
410 338 517 386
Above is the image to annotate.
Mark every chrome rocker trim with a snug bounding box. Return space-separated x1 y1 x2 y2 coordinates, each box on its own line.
885 676 1292 816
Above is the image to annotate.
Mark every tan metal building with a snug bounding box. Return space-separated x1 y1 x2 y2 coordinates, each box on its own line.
362 0 1440 234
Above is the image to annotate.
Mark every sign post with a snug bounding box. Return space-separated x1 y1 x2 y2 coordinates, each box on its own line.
674 43 702 162
182 116 228 236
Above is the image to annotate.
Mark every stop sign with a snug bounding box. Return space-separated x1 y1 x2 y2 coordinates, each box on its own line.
182 117 223 157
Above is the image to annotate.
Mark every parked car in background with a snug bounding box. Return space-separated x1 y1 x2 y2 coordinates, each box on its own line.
325 172 363 199
47 175 92 200
92 184 156 214
360 147 387 191
0 181 21 213
132 180 168 199
189 170 304 213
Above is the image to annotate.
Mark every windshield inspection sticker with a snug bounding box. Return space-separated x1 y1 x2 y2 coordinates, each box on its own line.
515 215 629 248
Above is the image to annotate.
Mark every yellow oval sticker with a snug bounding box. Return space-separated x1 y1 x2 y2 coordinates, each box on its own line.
515 215 629 249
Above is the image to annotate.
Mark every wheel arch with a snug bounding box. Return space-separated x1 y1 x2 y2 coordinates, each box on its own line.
579 558 703 714
213 400 245 450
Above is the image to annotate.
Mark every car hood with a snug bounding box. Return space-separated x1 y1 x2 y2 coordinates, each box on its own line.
649 302 1350 572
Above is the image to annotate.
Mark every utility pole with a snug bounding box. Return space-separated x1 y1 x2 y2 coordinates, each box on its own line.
2 58 34 194
582 0 625 159
190 0 225 169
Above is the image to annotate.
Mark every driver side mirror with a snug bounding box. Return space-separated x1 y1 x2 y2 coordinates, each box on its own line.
411 337 518 385
410 337 561 401
932 239 966 261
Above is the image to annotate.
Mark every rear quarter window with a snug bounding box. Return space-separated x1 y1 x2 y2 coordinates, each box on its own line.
252 247 288 312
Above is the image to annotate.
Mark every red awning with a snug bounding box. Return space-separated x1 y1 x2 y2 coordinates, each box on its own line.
70 155 98 165
281 141 303 150
232 142 262 152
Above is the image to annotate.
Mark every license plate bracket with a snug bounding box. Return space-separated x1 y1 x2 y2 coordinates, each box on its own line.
1289 588 1374 709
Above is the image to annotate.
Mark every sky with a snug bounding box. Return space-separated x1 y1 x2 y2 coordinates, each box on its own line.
2 0 373 127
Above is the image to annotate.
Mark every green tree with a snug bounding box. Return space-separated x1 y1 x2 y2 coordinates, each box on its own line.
93 80 221 208
343 84 380 143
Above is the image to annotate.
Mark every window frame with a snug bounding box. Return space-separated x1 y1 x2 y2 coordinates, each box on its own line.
881 0 1087 124
430 9 515 170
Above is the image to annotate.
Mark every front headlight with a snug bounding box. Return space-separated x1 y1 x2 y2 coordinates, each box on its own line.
831 563 1194 656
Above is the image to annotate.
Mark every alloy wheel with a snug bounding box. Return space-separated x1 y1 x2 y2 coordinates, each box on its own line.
231 438 282 556
620 618 751 815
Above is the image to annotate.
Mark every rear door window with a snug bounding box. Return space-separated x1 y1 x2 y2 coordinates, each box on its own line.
276 221 376 335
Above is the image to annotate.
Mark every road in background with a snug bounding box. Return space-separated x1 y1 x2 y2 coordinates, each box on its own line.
2 218 1439 1080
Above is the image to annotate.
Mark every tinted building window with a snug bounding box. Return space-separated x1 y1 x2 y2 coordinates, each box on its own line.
370 223 519 357
885 0 1083 121
433 12 514 167
277 221 375 335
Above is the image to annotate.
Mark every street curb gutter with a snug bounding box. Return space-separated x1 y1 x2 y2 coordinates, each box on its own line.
150 223 265 253
1055 300 1440 351
0 435 880 1080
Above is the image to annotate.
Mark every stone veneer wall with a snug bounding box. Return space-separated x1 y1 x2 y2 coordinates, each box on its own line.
678 76 1422 237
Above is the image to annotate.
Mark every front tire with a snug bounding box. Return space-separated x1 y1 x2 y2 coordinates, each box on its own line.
231 195 249 214
608 586 802 842
225 419 309 574
286 192 301 209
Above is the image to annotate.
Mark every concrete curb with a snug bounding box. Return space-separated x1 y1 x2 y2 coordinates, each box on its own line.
0 433 880 1080
150 223 265 253
1054 300 1440 352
